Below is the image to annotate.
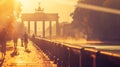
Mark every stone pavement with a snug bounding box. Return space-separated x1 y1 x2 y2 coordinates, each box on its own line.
1 39 57 67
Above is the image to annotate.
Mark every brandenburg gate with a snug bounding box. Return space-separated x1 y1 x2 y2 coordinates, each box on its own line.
21 4 60 38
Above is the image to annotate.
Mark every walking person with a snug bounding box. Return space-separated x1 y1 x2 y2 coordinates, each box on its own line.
11 33 19 56
23 32 28 50
21 36 23 47
13 35 18 50
0 28 7 57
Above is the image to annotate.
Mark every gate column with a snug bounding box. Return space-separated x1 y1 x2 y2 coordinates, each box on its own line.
34 21 37 35
43 21 45 38
28 21 30 34
49 21 52 39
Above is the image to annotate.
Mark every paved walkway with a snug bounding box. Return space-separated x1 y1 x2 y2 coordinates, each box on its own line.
1 39 57 67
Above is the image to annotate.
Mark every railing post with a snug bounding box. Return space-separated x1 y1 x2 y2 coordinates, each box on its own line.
81 49 93 67
79 48 84 67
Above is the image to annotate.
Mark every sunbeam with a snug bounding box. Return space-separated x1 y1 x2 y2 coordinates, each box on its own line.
76 3 120 15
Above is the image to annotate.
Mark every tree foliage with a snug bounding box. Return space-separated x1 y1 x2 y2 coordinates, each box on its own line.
0 0 23 40
72 0 120 41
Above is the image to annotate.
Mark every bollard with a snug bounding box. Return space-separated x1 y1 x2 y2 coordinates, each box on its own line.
57 45 69 67
50 42 55 61
57 44 63 67
69 48 80 67
61 45 69 67
53 43 59 64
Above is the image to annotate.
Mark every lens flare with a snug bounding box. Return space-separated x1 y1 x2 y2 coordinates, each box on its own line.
18 0 29 6
76 3 120 15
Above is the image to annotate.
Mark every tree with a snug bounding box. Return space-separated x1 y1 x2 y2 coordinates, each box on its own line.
0 0 22 40
71 0 120 41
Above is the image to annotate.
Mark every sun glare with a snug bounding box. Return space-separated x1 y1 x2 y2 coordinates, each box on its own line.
16 0 76 22
54 0 76 6
18 0 30 7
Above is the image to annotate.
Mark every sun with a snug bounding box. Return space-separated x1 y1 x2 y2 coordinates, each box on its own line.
18 0 30 7
17 0 35 13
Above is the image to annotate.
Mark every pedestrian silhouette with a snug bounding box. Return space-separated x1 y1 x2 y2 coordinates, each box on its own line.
23 32 28 50
32 34 35 40
0 28 7 57
13 34 18 50
21 36 23 47
11 32 19 57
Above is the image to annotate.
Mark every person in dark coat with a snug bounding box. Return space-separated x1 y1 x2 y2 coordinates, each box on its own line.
23 32 28 50
0 28 7 56
13 34 18 50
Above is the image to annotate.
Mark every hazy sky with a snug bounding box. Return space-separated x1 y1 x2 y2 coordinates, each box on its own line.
20 0 78 22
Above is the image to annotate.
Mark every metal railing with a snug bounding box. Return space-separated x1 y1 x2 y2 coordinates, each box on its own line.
31 37 120 67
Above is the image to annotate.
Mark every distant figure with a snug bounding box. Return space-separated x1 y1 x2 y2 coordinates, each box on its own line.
32 34 35 40
13 34 18 50
0 28 7 56
23 32 28 50
21 36 23 47
11 34 19 57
